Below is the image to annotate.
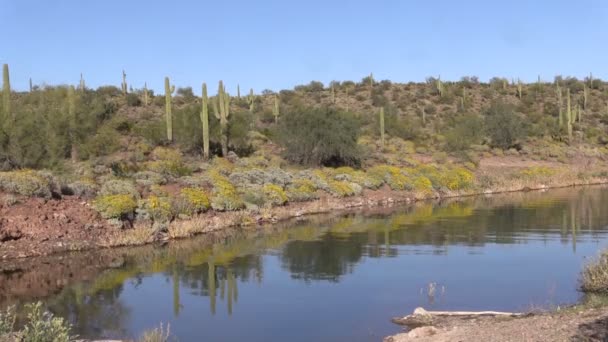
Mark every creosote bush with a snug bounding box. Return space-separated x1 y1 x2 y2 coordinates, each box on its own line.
177 187 210 214
210 171 244 211
263 183 288 206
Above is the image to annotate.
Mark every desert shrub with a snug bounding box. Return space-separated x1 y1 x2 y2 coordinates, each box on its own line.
444 114 484 151
177 188 210 215
66 179 98 198
439 167 475 191
126 93 141 106
367 165 409 190
100 179 139 198
412 176 433 194
581 249 608 293
278 107 361 167
134 171 167 186
209 172 244 211
519 166 555 178
93 194 138 219
0 306 15 335
229 168 292 188
263 184 288 206
485 101 527 149
327 180 361 197
146 147 191 177
139 195 173 222
0 170 52 198
84 124 122 157
20 302 72 342
286 179 319 202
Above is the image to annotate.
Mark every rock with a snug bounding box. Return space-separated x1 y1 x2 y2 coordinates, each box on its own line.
407 326 438 338
0 220 23 242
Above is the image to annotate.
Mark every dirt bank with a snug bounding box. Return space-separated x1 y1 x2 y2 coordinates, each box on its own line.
385 305 608 342
1 176 607 260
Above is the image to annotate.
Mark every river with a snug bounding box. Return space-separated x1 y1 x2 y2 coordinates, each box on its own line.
2 186 608 341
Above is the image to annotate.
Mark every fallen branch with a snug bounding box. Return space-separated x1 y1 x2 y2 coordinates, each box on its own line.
392 307 527 328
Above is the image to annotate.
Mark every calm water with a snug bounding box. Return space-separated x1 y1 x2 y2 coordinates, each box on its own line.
3 186 608 341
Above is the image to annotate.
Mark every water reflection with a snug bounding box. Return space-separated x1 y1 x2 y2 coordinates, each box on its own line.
1 186 608 340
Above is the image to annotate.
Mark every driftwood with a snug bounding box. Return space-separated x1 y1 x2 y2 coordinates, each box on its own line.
392 307 526 328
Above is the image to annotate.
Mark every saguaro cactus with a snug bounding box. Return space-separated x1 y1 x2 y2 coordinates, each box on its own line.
2 64 10 118
421 106 426 126
517 79 523 99
213 80 230 156
121 70 128 95
273 94 280 123
247 88 255 112
29 78 33 92
566 88 573 141
237 84 241 99
331 83 336 104
369 72 374 96
68 85 78 162
165 77 175 141
436 76 444 97
556 84 563 127
79 73 85 91
583 84 588 110
201 82 210 159
143 82 149 106
379 107 385 147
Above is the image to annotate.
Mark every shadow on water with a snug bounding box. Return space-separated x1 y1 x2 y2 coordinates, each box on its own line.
2 185 608 340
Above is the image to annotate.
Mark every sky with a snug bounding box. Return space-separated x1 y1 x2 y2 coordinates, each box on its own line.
2 0 608 94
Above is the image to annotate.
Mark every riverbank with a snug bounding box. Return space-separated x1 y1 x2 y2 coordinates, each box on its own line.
1 157 607 260
384 301 608 341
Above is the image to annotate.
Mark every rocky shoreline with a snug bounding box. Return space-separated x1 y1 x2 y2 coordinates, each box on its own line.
1 178 607 261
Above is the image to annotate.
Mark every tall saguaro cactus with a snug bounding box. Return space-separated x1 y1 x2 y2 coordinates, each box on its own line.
273 94 280 123
247 88 255 112
582 84 588 110
331 83 336 104
121 70 128 95
29 78 33 92
566 88 573 141
517 79 523 99
67 85 79 162
165 77 175 141
379 107 385 147
201 83 210 159
79 73 85 91
237 84 241 99
556 84 563 127
2 64 10 119
213 80 230 156
436 76 444 97
143 82 149 106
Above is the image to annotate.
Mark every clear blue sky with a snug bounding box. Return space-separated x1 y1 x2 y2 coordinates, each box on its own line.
2 0 607 94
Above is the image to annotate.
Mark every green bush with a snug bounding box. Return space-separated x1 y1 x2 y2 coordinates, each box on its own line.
485 101 527 149
278 107 361 167
0 170 53 198
100 179 139 198
93 194 138 219
210 172 244 211
582 249 608 293
0 306 15 335
444 114 484 152
177 187 210 214
263 184 288 206
21 302 72 342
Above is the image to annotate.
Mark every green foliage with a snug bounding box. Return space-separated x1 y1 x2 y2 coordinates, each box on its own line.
444 114 484 152
140 195 173 222
327 180 361 197
286 178 319 202
177 187 210 214
278 107 361 167
94 194 138 219
100 179 139 198
263 183 288 206
146 147 191 178
582 249 608 293
210 171 244 211
0 306 15 335
0 170 53 197
485 101 527 149
21 302 72 342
